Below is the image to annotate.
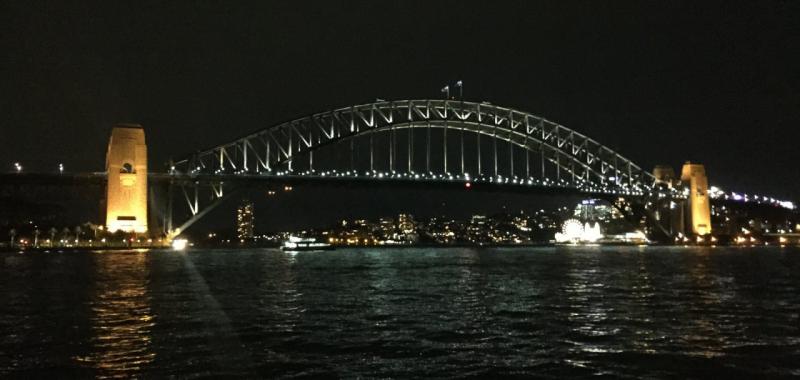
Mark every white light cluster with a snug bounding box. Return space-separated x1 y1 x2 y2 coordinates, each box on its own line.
709 186 795 210
171 238 189 250
555 219 603 243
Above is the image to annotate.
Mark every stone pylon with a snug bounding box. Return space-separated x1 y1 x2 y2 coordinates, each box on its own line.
105 124 148 233
680 162 711 236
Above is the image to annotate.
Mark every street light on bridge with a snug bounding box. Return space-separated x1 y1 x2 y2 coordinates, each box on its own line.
13 162 22 173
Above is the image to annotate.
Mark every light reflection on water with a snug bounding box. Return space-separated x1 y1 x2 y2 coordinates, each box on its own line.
74 252 155 378
1 246 799 378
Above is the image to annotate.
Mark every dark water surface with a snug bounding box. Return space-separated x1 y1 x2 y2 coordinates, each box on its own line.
1 246 799 379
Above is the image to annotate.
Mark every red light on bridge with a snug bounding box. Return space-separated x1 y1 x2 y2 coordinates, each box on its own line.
465 182 472 189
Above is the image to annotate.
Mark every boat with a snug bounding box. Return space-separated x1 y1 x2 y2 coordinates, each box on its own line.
281 236 334 251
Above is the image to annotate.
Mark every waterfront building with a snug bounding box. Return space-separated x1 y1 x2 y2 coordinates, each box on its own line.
397 214 419 243
377 217 395 237
236 200 254 240
466 215 491 244
398 214 416 234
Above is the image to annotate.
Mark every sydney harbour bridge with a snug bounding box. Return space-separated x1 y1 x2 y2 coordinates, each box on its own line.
2 99 796 243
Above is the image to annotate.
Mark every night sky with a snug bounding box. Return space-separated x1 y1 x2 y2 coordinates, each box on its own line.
2 1 799 231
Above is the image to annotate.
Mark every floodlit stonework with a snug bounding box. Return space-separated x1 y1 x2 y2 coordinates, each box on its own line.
105 125 148 233
681 162 711 235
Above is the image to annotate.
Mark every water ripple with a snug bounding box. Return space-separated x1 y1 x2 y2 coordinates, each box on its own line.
1 246 800 378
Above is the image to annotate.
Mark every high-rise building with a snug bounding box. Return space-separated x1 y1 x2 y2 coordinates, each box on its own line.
377 217 395 237
236 200 254 240
398 214 416 234
466 215 490 244
397 214 419 244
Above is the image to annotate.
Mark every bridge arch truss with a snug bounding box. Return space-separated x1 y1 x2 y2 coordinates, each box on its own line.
172 100 655 195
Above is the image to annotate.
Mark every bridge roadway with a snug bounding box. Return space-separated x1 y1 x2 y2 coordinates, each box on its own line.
6 172 797 212
0 172 107 186
0 171 656 198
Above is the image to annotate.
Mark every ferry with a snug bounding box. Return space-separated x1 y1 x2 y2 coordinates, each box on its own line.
281 236 334 252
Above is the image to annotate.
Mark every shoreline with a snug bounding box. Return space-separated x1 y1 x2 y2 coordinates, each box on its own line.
3 242 797 253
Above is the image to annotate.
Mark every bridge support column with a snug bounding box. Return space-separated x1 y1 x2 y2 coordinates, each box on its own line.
105 124 148 233
165 179 174 235
652 165 684 237
681 162 712 236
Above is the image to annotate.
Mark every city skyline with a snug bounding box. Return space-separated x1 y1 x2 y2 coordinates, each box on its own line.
2 3 800 378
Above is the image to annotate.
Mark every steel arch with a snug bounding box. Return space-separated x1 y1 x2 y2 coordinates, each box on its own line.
171 100 655 194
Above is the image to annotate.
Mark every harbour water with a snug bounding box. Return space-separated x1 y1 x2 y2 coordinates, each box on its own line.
1 246 799 378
